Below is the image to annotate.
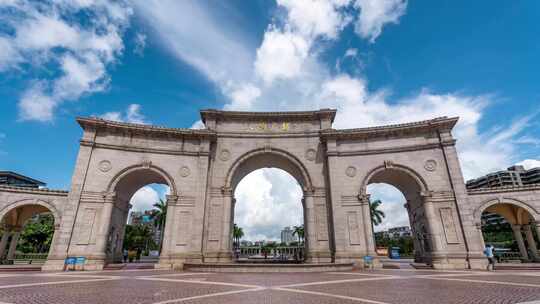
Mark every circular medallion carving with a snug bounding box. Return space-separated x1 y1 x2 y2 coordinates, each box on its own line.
345 166 357 177
98 160 112 172
219 149 231 161
424 159 437 172
305 149 316 161
179 166 190 177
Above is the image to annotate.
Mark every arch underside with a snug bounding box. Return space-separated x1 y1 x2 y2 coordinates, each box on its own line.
227 149 312 193
365 166 431 262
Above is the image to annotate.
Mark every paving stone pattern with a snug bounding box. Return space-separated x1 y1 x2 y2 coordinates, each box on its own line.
0 269 539 304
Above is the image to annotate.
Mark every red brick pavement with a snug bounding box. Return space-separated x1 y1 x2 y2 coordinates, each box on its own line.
0 269 538 304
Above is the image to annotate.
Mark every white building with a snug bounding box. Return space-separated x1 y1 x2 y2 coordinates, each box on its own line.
281 226 295 244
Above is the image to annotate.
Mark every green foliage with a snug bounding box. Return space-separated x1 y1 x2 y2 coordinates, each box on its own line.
375 233 415 256
370 199 385 226
17 214 54 254
481 219 514 248
123 224 156 250
292 225 304 243
232 223 244 248
150 199 167 252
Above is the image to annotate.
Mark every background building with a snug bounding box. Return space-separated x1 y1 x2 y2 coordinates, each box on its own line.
0 171 45 188
281 226 294 244
466 165 540 189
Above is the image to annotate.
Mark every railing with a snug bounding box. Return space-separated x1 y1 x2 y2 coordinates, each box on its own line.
234 246 305 261
3 253 49 265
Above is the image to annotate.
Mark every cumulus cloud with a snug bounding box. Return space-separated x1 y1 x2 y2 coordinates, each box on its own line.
0 0 132 122
130 186 160 212
353 0 407 43
100 104 148 124
136 1 538 235
516 159 540 170
234 169 303 241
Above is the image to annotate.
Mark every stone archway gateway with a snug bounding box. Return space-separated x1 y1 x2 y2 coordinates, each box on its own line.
0 109 539 270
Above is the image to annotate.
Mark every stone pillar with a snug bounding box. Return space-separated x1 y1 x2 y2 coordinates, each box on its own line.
157 195 178 267
512 225 529 261
7 228 22 260
421 193 444 255
304 193 315 262
523 224 539 261
94 193 116 263
0 229 10 259
359 195 377 257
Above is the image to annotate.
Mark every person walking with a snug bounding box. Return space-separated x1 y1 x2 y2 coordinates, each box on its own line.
123 249 128 263
484 244 495 271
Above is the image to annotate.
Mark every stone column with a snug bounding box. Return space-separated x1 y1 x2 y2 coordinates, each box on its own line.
218 187 234 262
359 194 377 257
7 228 22 260
158 195 178 266
303 192 315 262
94 192 116 262
511 225 529 261
420 193 444 255
523 224 539 261
0 229 10 259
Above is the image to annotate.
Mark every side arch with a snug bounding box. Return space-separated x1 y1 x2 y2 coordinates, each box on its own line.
473 197 540 224
106 164 178 199
0 198 61 225
225 147 314 192
359 163 429 196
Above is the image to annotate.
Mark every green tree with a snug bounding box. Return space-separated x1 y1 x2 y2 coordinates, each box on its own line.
123 224 155 251
151 199 167 252
292 225 304 244
370 199 386 226
232 223 244 248
17 214 54 254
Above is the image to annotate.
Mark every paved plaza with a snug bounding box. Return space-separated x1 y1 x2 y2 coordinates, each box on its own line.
0 268 539 304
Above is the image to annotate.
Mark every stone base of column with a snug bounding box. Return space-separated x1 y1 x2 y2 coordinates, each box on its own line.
305 251 332 263
42 258 67 271
468 257 489 270
430 253 469 270
334 252 382 269
203 251 233 263
158 253 204 270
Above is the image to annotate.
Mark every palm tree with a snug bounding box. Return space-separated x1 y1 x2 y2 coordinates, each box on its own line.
232 224 244 249
292 225 304 244
151 199 167 252
370 199 385 226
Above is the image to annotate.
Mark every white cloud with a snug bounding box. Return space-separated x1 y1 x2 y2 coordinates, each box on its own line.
234 168 303 241
130 186 159 212
367 184 409 232
100 104 148 124
134 32 146 56
133 0 253 84
344 48 358 57
276 0 352 39
516 159 540 170
353 0 407 43
0 0 132 122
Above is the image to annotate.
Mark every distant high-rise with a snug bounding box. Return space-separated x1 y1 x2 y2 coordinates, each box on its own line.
466 165 540 189
280 226 295 244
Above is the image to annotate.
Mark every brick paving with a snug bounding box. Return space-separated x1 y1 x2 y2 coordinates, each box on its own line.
0 269 538 304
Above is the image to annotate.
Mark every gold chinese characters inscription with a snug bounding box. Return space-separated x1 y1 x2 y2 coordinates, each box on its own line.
247 121 293 132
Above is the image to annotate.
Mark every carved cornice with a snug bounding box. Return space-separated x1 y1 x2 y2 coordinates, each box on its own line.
0 185 68 196
467 184 540 195
200 108 337 123
326 141 456 157
76 117 217 140
79 141 210 157
320 117 459 141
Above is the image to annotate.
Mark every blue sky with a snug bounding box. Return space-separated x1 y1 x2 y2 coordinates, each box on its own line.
1 1 539 239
